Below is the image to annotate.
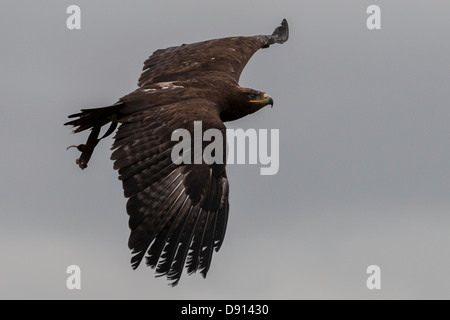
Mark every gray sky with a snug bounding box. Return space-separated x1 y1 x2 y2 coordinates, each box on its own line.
1 0 450 299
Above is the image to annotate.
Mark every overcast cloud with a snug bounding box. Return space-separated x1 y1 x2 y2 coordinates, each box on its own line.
1 0 450 299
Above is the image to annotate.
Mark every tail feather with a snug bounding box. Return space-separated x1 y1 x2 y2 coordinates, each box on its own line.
65 104 122 133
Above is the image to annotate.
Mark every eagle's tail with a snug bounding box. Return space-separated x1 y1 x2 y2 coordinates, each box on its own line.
65 103 122 169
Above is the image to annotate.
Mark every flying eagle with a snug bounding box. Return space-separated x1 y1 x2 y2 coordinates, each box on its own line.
65 19 289 286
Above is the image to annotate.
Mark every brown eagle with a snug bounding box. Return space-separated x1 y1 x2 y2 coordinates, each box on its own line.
65 19 289 286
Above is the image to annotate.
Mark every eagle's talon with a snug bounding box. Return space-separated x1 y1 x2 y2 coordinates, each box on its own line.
75 158 87 170
66 144 86 152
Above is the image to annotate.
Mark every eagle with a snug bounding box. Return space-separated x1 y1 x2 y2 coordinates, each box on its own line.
65 19 289 286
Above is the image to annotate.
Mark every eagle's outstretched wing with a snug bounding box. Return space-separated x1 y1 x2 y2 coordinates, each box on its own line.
111 99 229 286
138 19 289 86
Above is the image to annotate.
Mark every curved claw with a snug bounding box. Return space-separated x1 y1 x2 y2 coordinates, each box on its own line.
67 144 86 151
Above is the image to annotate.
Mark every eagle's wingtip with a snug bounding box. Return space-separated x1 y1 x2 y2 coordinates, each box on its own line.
271 18 289 44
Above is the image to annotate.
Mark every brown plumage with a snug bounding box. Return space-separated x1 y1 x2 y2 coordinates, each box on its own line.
65 19 289 286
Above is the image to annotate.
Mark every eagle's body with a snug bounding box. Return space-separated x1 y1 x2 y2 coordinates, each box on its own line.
66 19 288 285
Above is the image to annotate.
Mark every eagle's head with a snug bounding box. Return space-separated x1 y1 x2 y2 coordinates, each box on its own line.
220 87 274 122
247 90 274 108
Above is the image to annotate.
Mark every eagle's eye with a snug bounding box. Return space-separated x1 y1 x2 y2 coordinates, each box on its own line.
249 92 259 100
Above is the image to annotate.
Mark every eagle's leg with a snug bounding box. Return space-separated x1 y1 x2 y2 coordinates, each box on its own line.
67 120 118 169
67 125 101 170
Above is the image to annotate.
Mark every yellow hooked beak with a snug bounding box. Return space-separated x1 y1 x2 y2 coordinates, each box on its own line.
250 93 274 107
